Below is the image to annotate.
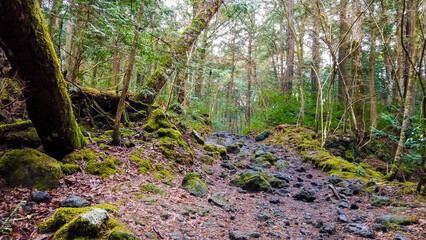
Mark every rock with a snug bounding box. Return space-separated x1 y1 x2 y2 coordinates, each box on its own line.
372 195 392 207
256 212 271 222
328 175 343 186
248 231 260 238
293 188 317 202
0 149 63 190
204 143 228 160
229 230 249 240
344 223 375 239
337 213 349 223
60 196 89 208
182 172 208 198
268 197 280 204
374 215 418 229
394 233 410 240
230 170 285 192
350 203 359 210
255 131 270 141
251 151 277 168
208 193 231 211
30 191 51 203
192 130 205 145
337 200 349 208
70 208 109 236
274 173 292 183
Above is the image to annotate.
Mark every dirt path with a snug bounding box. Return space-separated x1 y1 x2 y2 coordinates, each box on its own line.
1 131 425 239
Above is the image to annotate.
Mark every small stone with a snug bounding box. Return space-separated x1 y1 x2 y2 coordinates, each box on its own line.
248 231 260 238
256 212 271 222
60 196 89 208
306 174 313 179
297 177 304 182
30 191 51 203
394 233 410 240
344 223 375 239
269 197 280 204
255 131 271 141
209 193 231 211
229 230 249 240
319 224 336 235
350 203 359 210
161 212 170 220
293 188 317 202
337 200 349 208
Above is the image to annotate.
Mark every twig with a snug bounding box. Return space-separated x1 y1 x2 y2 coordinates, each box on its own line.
328 184 343 200
152 226 164 239
0 200 26 233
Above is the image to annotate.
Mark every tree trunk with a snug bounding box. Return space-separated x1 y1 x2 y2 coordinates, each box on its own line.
0 0 86 159
135 0 222 104
64 14 74 82
195 29 208 99
245 15 254 127
226 23 236 131
338 0 349 108
112 0 145 145
310 10 320 99
111 37 121 90
279 6 285 93
368 18 377 130
284 0 295 94
351 0 365 145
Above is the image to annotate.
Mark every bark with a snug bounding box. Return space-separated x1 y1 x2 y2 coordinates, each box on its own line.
135 0 222 104
245 14 255 127
284 0 295 94
368 19 377 130
279 7 285 93
338 0 349 108
64 15 74 81
0 0 86 159
351 0 365 144
226 23 235 131
195 29 208 99
111 37 121 89
310 11 320 98
112 0 145 145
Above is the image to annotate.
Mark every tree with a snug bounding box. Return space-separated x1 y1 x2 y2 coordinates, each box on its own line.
283 0 295 94
338 0 349 108
135 0 222 104
0 0 86 159
112 0 146 145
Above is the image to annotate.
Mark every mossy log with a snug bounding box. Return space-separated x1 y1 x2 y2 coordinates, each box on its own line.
0 0 86 159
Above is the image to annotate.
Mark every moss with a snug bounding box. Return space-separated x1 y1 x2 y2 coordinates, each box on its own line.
204 144 227 160
60 163 80 175
107 155 122 165
344 150 354 161
0 148 63 190
201 165 214 175
153 163 174 180
104 128 134 137
141 183 167 196
274 160 289 170
234 161 249 169
201 154 216 164
38 203 136 239
182 172 208 198
375 215 418 230
86 157 117 177
99 143 110 150
143 109 176 133
38 203 117 234
63 148 97 163
155 128 182 141
319 157 356 172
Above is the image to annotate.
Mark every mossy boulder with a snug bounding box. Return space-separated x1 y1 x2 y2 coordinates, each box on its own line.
251 151 277 168
182 172 208 198
143 109 176 133
255 130 271 141
86 156 120 178
204 143 228 160
38 203 139 239
0 149 63 190
192 129 205 145
371 195 392 207
230 170 285 192
374 214 418 230
60 163 80 175
141 183 167 196
63 148 98 163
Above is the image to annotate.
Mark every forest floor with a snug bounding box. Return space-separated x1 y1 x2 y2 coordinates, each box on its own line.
0 130 425 240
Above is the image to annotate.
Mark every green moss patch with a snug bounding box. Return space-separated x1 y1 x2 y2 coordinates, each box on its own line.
60 163 80 175
0 149 63 190
230 170 285 192
63 148 98 163
86 156 118 178
141 183 167 196
204 143 227 160
38 203 137 239
271 127 384 183
182 172 208 198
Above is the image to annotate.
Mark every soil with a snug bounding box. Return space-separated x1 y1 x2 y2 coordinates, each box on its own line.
0 130 425 240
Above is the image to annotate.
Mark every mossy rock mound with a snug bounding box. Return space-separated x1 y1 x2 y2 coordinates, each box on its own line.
0 122 40 149
251 151 277 168
38 203 139 239
86 156 121 178
0 149 63 190
141 183 167 196
374 214 418 230
182 172 208 198
204 143 228 160
271 127 384 182
143 109 177 133
63 148 98 163
230 170 286 192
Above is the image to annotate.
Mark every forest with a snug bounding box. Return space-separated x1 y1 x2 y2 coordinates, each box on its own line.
0 0 425 239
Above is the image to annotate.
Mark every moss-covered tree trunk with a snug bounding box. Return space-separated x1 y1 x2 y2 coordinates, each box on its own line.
135 0 222 104
0 0 86 159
